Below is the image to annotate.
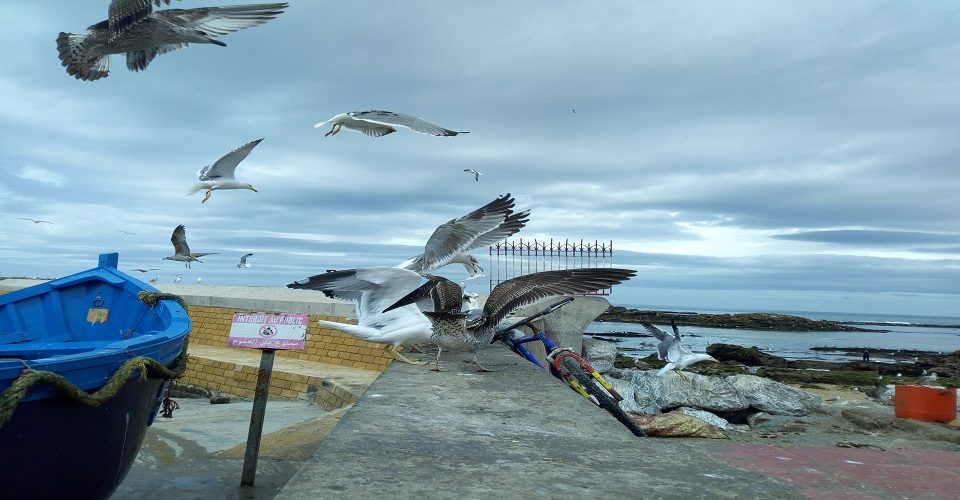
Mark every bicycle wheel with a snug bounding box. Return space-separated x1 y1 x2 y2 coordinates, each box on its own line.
562 359 647 437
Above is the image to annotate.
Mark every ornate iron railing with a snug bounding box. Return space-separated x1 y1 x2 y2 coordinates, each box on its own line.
488 239 615 295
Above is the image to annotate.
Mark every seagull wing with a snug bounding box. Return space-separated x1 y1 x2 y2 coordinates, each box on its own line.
239 253 253 265
170 224 191 256
156 3 288 37
420 194 516 272
473 268 637 330
108 0 177 39
466 210 529 249
126 43 188 71
288 267 422 324
348 110 466 136
640 322 675 360
197 138 263 181
383 276 463 314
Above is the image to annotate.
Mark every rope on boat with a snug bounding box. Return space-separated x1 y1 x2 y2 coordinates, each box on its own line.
0 291 191 429
0 348 188 429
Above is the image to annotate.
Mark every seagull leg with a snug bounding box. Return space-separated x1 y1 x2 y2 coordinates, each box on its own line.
431 347 444 372
201 190 213 203
676 369 689 382
385 344 427 365
325 124 339 137
472 352 495 372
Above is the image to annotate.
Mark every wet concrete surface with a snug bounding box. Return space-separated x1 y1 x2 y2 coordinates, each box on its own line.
115 399 333 500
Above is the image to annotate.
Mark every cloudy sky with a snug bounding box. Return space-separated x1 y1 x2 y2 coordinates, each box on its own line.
1 1 958 317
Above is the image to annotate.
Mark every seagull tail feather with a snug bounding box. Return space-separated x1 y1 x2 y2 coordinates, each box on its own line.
186 183 207 196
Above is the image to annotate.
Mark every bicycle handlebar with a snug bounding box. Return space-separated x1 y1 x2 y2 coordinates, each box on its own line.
490 296 575 344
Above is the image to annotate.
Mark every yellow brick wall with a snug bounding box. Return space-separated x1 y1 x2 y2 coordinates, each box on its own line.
187 305 395 371
178 356 359 410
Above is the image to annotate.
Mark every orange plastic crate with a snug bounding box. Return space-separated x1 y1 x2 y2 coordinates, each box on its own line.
894 385 957 423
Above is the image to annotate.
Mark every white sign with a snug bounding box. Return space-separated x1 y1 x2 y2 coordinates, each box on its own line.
227 312 308 350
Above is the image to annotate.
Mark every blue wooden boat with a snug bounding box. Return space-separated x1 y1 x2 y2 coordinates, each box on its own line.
0 253 190 499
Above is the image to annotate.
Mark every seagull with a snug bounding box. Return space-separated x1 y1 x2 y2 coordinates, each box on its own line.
314 110 468 138
640 320 718 378
237 253 253 268
149 276 159 283
396 193 529 277
186 138 262 203
384 268 637 371
56 1 288 81
118 230 137 235
17 218 55 225
464 169 481 182
162 224 215 268
130 268 159 273
196 277 203 283
173 274 182 284
287 267 434 365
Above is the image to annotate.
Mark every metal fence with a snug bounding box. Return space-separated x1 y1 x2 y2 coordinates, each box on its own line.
487 239 615 294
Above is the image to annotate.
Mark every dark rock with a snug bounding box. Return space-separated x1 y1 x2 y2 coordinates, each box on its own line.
598 306 881 332
707 344 788 367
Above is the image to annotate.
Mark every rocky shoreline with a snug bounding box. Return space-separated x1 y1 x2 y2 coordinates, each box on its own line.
598 306 883 332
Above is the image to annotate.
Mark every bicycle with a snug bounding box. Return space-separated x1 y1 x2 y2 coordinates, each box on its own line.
490 297 647 437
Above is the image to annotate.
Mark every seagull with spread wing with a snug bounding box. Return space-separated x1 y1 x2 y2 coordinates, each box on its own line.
186 138 262 203
384 268 637 371
464 169 482 182
130 268 159 273
396 193 529 277
237 253 253 268
162 224 215 268
640 320 718 378
287 267 434 365
56 1 288 81
314 110 469 138
17 218 55 225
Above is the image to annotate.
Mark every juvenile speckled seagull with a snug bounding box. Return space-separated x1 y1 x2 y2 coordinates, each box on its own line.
314 110 469 138
162 224 215 268
186 138 262 203
384 268 637 371
56 1 288 81
287 267 434 365
396 194 530 277
640 320 718 378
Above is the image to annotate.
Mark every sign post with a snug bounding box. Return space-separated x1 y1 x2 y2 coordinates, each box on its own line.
227 312 308 487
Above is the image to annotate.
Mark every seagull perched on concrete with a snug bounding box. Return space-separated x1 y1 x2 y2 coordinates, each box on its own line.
385 268 637 371
464 169 481 182
162 224 216 268
287 267 434 365
56 1 288 81
396 193 529 277
173 274 182 284
237 253 254 268
314 110 469 138
640 320 718 378
17 218 55 225
186 138 262 203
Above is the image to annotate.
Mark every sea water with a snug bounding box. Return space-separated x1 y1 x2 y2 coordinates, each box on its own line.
586 308 960 363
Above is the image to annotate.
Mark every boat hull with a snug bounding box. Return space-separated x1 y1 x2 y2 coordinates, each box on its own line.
0 377 168 499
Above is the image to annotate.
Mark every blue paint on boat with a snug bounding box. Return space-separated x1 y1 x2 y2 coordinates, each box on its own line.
0 253 190 499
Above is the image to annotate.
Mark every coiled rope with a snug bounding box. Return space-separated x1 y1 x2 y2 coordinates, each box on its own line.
0 291 189 429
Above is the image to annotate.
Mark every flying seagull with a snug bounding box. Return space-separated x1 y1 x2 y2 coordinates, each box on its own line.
118 229 137 235
385 268 637 371
287 267 434 365
162 224 215 268
130 268 159 273
17 218 55 225
396 193 529 277
640 320 718 378
464 169 481 182
56 1 288 81
187 138 262 203
237 253 253 268
314 110 469 138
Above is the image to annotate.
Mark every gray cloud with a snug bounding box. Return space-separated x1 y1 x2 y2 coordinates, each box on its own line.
1 1 959 317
